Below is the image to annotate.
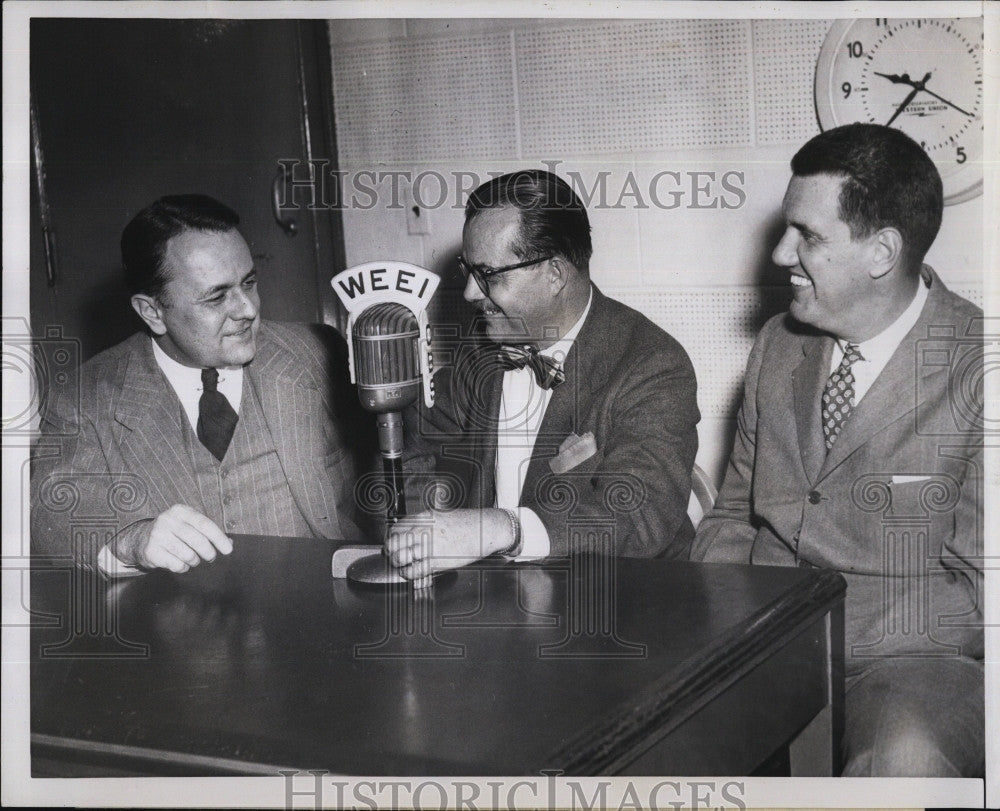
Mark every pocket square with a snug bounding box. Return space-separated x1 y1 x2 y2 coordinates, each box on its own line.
890 474 933 485
549 431 598 475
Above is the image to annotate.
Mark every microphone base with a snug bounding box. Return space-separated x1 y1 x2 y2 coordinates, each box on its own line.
346 551 411 585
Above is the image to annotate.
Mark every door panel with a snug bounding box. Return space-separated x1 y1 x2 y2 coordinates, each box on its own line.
30 18 343 360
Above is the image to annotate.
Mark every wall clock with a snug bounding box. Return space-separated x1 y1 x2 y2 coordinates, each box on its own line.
815 17 983 204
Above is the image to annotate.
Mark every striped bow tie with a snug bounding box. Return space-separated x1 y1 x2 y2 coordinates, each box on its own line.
495 344 565 390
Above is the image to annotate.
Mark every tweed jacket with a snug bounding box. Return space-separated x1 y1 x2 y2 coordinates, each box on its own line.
31 321 371 568
691 268 983 671
404 285 700 559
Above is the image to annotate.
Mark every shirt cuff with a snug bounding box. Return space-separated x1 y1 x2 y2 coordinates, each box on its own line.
97 544 146 578
514 508 550 560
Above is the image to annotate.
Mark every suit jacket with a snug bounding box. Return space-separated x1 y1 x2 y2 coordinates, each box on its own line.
404 285 700 558
692 268 983 671
31 321 372 568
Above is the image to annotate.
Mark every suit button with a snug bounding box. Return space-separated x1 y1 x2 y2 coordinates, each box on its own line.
808 490 821 504
221 469 229 480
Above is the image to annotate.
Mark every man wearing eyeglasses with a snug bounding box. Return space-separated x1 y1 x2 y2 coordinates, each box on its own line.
385 170 699 583
31 194 372 574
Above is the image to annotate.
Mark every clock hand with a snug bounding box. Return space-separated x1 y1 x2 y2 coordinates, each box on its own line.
876 69 974 117
919 86 974 117
874 71 914 85
885 72 932 127
886 87 921 126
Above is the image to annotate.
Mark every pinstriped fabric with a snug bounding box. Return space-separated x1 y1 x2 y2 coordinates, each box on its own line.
182 374 312 537
31 322 368 568
250 328 360 541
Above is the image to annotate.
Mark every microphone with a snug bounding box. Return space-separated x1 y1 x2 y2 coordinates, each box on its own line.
331 262 440 528
352 302 424 520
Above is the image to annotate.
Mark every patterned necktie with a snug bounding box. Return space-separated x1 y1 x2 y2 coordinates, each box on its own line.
822 343 864 451
496 344 565 390
197 368 239 461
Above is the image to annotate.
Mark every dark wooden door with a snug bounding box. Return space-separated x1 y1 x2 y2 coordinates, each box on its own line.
30 18 344 360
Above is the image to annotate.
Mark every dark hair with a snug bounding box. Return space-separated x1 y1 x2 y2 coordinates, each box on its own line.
791 123 942 272
465 170 593 273
121 194 241 297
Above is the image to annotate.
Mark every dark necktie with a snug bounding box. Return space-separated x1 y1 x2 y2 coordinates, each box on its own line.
197 368 239 461
822 343 864 451
496 344 565 390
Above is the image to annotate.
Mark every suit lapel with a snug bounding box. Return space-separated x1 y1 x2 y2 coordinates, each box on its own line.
820 275 949 475
520 287 604 502
114 337 205 511
791 332 833 485
520 351 581 507
249 327 338 537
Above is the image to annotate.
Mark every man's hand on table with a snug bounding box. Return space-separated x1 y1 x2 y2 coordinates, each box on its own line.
112 504 234 573
384 508 516 588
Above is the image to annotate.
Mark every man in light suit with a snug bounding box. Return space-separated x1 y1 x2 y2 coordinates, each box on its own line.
385 170 699 582
31 195 370 574
691 124 983 776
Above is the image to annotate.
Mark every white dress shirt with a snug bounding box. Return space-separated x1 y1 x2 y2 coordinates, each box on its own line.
150 338 244 430
829 276 929 403
495 289 593 559
98 338 244 575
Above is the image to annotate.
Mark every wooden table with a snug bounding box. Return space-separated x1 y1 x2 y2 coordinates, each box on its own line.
31 535 845 776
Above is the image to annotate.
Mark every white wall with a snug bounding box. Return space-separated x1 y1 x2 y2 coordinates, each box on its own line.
327 17 983 487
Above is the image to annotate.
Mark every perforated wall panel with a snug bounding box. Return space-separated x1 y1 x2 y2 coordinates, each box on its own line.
330 33 517 163
613 287 783 419
329 19 847 162
516 20 753 156
752 20 830 146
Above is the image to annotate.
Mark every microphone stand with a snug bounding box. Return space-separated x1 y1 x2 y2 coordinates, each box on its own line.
346 303 422 585
377 412 406 522
328 263 442 586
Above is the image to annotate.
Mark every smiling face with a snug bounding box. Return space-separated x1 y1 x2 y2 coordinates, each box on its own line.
136 228 260 369
772 173 883 342
461 206 559 345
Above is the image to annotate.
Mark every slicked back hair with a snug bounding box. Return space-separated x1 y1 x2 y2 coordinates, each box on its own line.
465 170 593 274
121 194 241 298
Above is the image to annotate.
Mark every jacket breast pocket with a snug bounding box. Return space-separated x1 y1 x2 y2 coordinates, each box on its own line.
887 475 961 519
557 447 604 478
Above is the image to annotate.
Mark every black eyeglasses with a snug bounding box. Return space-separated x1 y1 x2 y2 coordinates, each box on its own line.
457 255 553 297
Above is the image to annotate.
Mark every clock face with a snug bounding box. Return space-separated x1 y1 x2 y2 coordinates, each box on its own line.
815 18 983 204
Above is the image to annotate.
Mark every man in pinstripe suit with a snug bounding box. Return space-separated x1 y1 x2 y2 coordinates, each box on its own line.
31 195 371 575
